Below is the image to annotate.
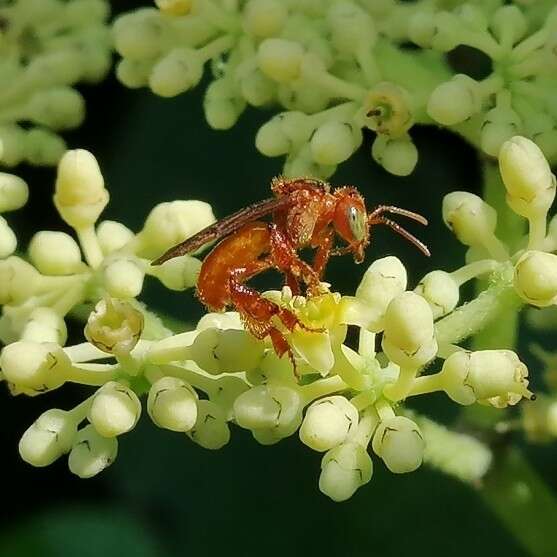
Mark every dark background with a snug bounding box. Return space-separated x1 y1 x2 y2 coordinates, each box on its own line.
0 2 554 556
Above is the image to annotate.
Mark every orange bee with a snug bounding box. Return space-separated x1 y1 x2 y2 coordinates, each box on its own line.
153 177 429 369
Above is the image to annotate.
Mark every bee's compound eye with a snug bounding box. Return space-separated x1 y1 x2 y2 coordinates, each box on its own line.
347 205 366 241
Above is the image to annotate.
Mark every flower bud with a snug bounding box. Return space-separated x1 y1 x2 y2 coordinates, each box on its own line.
140 200 215 257
327 2 376 54
299 396 359 452
0 126 26 167
155 0 193 15
414 270 459 319
19 409 77 467
0 173 29 212
113 9 167 60
25 128 66 166
257 38 304 83
408 12 436 47
499 136 556 217
0 256 41 304
238 65 276 107
54 149 109 229
68 424 118 478
0 217 17 258
355 256 407 332
480 106 522 157
372 416 424 473
190 327 265 374
103 257 145 298
427 75 481 125
440 350 531 408
546 401 557 437
116 58 153 89
148 376 198 432
203 78 245 130
88 382 142 438
27 88 85 130
371 134 418 176
187 400 230 449
243 0 288 38
255 111 311 157
196 311 243 331
21 307 68 345
149 48 204 97
514 251 557 307
151 255 201 290
490 6 527 45
381 292 437 368
362 82 413 137
84 298 144 356
310 120 358 165
28 231 82 275
96 220 135 254
0 341 70 392
66 0 109 23
319 442 373 502
209 376 250 420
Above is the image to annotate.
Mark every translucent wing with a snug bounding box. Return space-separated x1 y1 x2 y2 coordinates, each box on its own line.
152 196 291 265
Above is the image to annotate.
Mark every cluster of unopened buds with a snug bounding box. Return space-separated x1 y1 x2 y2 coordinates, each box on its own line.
1 135 555 500
0 0 111 167
112 0 557 177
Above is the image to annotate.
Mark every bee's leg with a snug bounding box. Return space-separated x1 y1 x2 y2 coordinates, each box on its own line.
311 227 335 280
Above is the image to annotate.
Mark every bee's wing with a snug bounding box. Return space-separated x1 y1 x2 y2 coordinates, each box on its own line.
152 196 291 265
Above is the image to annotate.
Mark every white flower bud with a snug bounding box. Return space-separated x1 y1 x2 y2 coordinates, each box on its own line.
310 121 358 165
28 231 82 275
0 217 16 258
327 2 376 54
0 126 26 167
238 66 276 107
0 173 29 212
85 298 144 356
190 327 265 374
187 400 230 449
149 48 204 97
140 200 215 256
19 409 77 467
21 307 68 345
427 75 481 125
54 149 109 229
97 220 135 254
480 106 522 157
27 88 85 130
381 292 437 368
440 350 531 408
147 376 198 432
203 78 245 130
210 376 250 421
499 136 556 217
372 416 424 473
255 111 311 157
68 424 118 478
88 381 142 438
257 38 304 83
299 396 359 452
113 9 167 60
355 256 407 332
103 257 145 298
234 384 303 433
414 270 459 319
514 251 557 307
0 341 69 392
151 255 201 290
371 134 418 176
196 311 243 331
319 442 373 502
243 0 288 38
116 58 153 89
0 256 41 304
25 128 66 166
155 0 193 15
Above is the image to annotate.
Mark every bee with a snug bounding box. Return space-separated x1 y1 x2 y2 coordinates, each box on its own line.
153 177 429 371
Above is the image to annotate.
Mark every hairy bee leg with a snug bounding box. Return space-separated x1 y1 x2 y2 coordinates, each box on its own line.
311 227 335 280
268 328 298 378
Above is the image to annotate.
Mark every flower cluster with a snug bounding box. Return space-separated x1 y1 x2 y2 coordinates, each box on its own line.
113 0 557 178
0 0 111 167
3 135 554 501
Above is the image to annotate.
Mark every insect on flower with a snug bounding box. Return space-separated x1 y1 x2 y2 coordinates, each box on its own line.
153 177 429 374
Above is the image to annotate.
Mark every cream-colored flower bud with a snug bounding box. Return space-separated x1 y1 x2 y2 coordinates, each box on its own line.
187 400 230 449
490 6 527 45
68 424 118 478
257 38 304 83
140 200 215 256
103 257 145 298
28 231 82 275
147 376 198 432
310 120 358 166
88 381 142 438
0 172 29 212
414 270 459 319
25 128 66 166
210 376 250 421
27 87 85 130
196 311 243 331
54 149 109 229
234 384 303 432
0 126 26 167
19 409 77 467
97 220 135 255
381 292 437 368
299 396 359 452
243 0 288 38
499 136 556 217
372 416 424 473
319 442 373 502
0 217 17 258
190 327 265 374
0 341 70 392
514 251 557 307
327 1 376 54
84 298 144 356
21 307 68 345
0 256 41 305
440 350 530 408
204 78 245 130
255 111 312 157
355 256 407 332
427 75 481 125
150 255 201 290
371 134 418 176
155 0 193 15
149 48 204 97
480 106 522 157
